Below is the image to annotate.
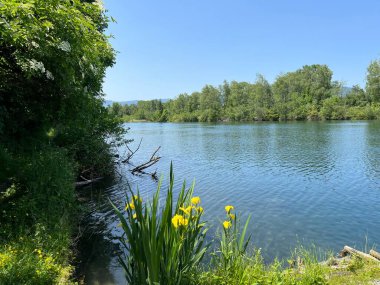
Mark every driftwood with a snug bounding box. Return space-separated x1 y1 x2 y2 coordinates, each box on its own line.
117 138 161 180
122 138 143 163
75 177 103 187
131 146 161 176
340 246 380 263
370 249 380 260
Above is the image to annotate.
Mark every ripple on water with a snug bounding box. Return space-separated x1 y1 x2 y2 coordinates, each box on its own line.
80 121 380 284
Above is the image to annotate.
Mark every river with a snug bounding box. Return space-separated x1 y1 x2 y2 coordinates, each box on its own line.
76 121 380 285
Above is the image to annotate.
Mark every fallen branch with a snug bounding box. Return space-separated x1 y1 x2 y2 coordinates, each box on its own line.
122 138 143 163
340 246 380 263
131 146 161 174
75 177 103 187
370 249 380 260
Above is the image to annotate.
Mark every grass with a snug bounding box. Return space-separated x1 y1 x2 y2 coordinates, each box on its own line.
328 256 380 285
0 148 77 284
197 248 380 285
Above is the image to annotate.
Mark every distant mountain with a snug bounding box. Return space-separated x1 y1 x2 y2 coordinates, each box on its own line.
103 99 169 107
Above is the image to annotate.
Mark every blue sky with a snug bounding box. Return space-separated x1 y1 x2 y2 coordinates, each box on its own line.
102 0 380 101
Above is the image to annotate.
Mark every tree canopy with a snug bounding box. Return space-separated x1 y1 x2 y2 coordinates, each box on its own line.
0 0 116 145
366 60 380 103
112 63 380 122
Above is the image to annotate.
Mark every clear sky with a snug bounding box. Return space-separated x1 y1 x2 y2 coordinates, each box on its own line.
102 0 380 101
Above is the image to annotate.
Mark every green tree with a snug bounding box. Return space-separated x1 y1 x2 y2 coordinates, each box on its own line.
219 80 231 109
199 85 221 121
0 1 122 283
345 85 368 107
273 65 333 120
110 102 124 117
250 74 274 120
0 0 116 146
366 60 380 103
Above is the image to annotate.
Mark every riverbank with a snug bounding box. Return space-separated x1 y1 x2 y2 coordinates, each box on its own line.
196 247 380 285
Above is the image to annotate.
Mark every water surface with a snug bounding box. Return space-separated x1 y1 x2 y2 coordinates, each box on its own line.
78 121 380 284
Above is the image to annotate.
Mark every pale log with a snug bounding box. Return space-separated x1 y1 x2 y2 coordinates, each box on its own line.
340 246 380 262
369 249 380 261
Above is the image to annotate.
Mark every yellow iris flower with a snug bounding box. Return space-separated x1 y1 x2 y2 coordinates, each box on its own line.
133 195 142 203
223 221 232 229
229 213 235 220
125 202 135 210
225 205 234 213
179 206 192 215
191 196 201 205
172 214 189 228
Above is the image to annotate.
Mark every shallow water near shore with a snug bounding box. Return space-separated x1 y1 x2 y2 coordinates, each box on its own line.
77 121 380 284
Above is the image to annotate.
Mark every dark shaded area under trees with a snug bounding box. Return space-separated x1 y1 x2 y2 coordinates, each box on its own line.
111 63 380 122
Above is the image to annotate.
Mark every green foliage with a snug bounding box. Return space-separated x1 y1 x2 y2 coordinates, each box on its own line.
0 235 73 285
347 255 365 272
112 165 208 285
199 246 329 285
214 208 251 271
0 149 76 284
198 247 329 285
0 0 123 283
320 96 347 120
0 0 124 172
366 60 380 103
0 0 115 144
116 61 380 122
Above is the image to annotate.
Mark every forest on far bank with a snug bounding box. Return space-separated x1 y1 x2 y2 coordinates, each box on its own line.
109 62 380 122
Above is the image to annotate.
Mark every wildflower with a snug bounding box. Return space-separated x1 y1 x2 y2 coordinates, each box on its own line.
133 213 137 219
125 202 135 211
196 206 204 214
229 213 235 220
35 249 43 258
225 205 234 213
223 221 232 229
172 214 188 228
133 195 142 203
191 196 201 205
181 217 189 226
172 214 182 228
179 206 192 215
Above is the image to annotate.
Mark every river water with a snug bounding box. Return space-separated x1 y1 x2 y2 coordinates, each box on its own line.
77 121 380 285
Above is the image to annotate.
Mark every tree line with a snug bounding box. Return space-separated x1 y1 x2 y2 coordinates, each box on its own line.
110 62 380 122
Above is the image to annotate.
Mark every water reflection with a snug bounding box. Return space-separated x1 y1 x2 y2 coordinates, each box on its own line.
78 121 380 284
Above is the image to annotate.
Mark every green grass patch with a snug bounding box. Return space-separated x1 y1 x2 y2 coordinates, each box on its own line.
0 148 77 284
